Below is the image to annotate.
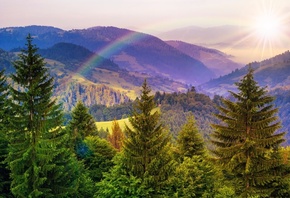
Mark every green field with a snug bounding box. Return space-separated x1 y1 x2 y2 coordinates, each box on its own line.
96 117 131 133
95 107 160 133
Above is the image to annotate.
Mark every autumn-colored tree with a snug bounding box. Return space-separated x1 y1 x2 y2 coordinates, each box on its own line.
108 119 124 151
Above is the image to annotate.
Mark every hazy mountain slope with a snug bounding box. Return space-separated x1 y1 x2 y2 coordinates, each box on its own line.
0 25 215 85
166 40 242 76
159 25 247 47
200 50 290 95
39 42 120 72
0 44 188 111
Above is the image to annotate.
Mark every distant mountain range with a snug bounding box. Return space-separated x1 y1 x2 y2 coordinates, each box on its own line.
200 50 290 96
166 40 242 76
0 41 191 110
0 25 222 85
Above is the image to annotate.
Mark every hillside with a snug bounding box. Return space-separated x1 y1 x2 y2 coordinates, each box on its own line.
166 40 242 77
0 25 215 85
0 44 188 111
200 50 290 96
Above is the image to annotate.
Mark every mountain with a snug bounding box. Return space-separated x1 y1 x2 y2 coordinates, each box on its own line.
0 43 188 111
166 40 242 76
199 50 290 96
0 25 215 85
158 25 290 64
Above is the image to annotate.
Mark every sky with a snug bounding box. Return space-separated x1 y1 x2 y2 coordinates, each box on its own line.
1 0 290 63
1 0 289 32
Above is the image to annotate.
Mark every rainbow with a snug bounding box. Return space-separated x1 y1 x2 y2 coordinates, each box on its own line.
77 30 148 76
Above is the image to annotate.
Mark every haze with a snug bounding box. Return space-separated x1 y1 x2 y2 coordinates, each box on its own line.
1 0 290 63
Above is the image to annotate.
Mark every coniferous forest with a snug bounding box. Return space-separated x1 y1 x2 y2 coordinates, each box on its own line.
1 35 290 198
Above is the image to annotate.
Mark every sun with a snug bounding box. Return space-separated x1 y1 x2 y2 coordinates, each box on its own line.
254 14 282 40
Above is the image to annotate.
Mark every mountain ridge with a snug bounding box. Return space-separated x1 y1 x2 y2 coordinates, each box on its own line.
166 40 242 76
0 25 216 85
0 43 189 111
199 50 290 96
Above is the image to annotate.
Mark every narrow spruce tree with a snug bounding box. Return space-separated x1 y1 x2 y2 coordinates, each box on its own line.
7 34 78 197
173 115 214 197
67 101 98 157
0 69 13 197
122 79 175 195
108 119 124 151
211 67 286 197
176 115 205 158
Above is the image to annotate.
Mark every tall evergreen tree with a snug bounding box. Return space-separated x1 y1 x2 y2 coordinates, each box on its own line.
122 79 175 195
7 34 78 197
108 119 124 151
0 69 13 197
211 67 286 197
67 101 98 157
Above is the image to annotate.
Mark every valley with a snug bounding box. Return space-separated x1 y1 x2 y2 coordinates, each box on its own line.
1 25 290 142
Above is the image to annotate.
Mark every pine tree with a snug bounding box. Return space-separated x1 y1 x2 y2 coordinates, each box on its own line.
67 101 98 157
211 67 286 197
122 79 175 195
83 136 116 182
108 119 124 151
176 115 205 159
173 115 214 197
0 69 13 197
7 34 78 197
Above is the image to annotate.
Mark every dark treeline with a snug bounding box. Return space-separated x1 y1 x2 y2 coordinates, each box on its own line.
89 101 134 121
1 35 290 197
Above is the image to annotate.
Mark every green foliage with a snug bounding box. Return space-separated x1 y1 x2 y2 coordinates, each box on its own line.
157 88 221 140
172 156 215 198
7 34 79 197
89 102 134 121
122 79 175 195
176 115 205 158
0 69 13 197
82 136 116 182
211 67 286 197
95 154 151 198
67 101 98 155
171 115 215 197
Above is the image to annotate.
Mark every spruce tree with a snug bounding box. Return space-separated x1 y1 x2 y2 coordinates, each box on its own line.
211 67 286 197
173 115 214 197
67 101 98 157
108 119 124 151
176 115 205 158
0 69 13 197
7 34 78 197
122 79 175 195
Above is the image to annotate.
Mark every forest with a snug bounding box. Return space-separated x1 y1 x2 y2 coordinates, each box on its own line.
1 35 290 198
